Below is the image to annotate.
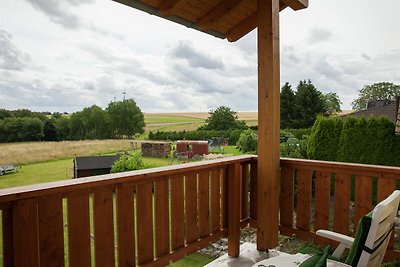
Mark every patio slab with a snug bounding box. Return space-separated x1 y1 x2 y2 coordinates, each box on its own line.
203 242 274 267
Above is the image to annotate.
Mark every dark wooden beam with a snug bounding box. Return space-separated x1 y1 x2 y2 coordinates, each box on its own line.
226 3 287 42
196 0 245 31
281 0 308 10
256 0 280 250
158 0 182 17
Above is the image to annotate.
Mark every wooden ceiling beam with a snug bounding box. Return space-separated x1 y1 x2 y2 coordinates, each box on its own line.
196 0 245 31
280 0 308 10
158 0 183 16
226 2 287 42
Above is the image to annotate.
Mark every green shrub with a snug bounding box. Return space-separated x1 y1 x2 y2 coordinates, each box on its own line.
111 153 145 173
280 137 302 158
236 129 258 153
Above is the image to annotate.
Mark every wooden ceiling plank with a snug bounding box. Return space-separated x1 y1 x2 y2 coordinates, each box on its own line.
226 2 287 42
280 0 308 11
196 0 245 31
158 0 183 16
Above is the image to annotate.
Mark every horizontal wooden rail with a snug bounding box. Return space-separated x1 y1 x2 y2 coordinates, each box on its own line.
0 155 255 267
276 157 400 262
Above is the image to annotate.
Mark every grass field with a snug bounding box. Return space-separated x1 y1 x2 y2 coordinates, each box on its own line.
144 112 258 133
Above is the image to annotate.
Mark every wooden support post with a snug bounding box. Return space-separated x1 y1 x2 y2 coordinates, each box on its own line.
228 163 241 257
257 0 280 250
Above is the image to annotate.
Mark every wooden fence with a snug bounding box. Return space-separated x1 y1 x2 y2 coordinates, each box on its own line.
0 155 254 267
277 158 400 261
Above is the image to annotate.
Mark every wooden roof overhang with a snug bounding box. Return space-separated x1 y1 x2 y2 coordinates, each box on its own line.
113 0 308 42
112 0 308 253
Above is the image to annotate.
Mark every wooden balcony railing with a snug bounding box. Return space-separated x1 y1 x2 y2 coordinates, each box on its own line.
277 158 400 261
0 155 254 267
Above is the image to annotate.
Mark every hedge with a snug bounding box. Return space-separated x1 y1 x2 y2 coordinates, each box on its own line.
308 116 400 167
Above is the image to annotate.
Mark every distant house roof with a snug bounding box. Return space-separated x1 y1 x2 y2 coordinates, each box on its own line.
74 155 121 171
342 100 397 124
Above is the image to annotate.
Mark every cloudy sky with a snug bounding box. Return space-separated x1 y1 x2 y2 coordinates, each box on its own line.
0 0 399 113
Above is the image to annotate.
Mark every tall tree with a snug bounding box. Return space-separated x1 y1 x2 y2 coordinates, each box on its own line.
280 82 296 128
107 99 145 138
294 80 326 128
322 92 342 115
351 82 400 110
200 106 246 131
80 105 110 139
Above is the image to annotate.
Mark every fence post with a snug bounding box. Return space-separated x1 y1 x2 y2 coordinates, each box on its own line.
228 162 240 257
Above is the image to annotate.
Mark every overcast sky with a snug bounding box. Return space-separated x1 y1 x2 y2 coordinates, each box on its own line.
1 0 399 113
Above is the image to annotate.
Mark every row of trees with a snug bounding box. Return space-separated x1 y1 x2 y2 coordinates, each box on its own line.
280 80 342 129
0 99 145 143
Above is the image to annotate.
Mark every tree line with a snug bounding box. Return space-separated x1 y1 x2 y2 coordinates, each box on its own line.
0 99 145 143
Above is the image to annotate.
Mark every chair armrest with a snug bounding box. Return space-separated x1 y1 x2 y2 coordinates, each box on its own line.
316 230 355 258
316 230 354 247
327 259 351 267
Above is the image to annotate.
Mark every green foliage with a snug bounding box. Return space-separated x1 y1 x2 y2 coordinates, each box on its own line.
280 80 340 129
200 106 246 131
308 116 343 161
351 82 400 110
280 82 296 128
110 153 145 173
308 116 400 167
43 120 57 141
107 99 145 138
236 129 258 153
280 137 302 158
0 117 43 142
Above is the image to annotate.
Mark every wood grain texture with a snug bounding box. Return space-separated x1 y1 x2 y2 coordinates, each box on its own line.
280 167 294 227
155 178 170 257
2 207 14 267
227 163 240 257
314 171 331 232
136 183 154 264
13 199 39 267
210 169 221 233
171 175 185 250
67 192 91 267
241 164 249 220
333 173 350 235
38 196 65 267
93 188 115 267
354 176 372 231
198 171 210 238
116 183 135 267
249 161 257 220
256 0 281 250
185 173 198 244
296 170 312 231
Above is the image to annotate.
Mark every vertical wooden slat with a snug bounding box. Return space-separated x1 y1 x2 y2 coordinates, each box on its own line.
250 160 258 220
185 174 198 244
155 178 170 257
296 170 312 231
210 169 221 233
2 207 14 267
280 167 294 227
228 163 241 257
221 168 228 228
13 199 39 267
314 171 331 232
136 183 154 264
198 171 210 238
68 193 91 267
171 175 185 250
93 188 115 267
241 163 249 220
257 0 281 250
333 173 351 235
354 176 372 231
116 183 135 267
38 196 65 267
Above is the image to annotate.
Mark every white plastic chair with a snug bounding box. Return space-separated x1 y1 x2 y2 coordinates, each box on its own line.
253 190 400 267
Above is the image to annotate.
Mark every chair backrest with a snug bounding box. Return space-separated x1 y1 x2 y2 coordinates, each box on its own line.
358 190 400 267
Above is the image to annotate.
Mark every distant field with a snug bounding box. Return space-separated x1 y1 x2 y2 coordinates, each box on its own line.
144 112 257 132
0 139 133 165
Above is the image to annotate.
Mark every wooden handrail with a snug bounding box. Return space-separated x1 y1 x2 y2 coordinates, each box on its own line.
0 155 254 203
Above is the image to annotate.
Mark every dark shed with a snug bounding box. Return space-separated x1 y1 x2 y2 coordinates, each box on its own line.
74 155 121 178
